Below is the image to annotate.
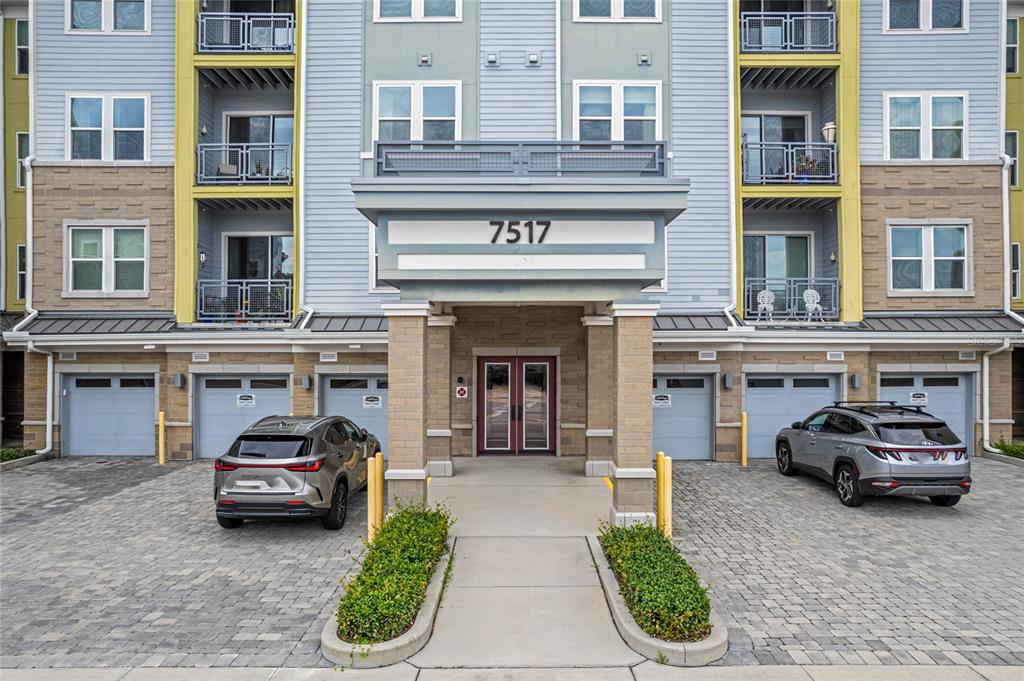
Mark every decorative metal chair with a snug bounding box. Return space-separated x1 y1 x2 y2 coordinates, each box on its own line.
803 288 825 322
755 288 775 322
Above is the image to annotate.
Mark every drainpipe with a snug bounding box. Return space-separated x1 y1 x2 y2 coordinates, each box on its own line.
298 304 314 329
297 0 308 310
982 338 1011 455
11 155 36 332
26 340 53 455
724 0 738 326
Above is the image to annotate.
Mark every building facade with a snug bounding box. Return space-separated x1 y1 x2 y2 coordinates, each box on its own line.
3 0 1019 523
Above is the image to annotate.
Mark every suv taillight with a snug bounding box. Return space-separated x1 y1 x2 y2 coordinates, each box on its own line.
867 446 902 461
214 460 238 471
214 459 323 472
283 459 323 473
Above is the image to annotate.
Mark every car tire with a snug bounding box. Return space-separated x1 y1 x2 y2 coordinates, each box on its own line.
775 441 798 476
929 495 961 507
321 482 348 531
834 465 865 507
217 516 243 529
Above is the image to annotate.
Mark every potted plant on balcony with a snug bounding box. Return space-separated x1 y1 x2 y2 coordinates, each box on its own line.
795 154 816 184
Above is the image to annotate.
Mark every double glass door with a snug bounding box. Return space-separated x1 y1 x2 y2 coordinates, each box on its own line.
477 357 556 455
226 234 294 281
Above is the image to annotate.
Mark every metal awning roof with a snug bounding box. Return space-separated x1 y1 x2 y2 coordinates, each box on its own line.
860 312 1023 334
17 312 177 335
654 314 734 331
306 315 388 333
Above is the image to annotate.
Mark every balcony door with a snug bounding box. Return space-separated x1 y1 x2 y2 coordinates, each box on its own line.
742 113 808 180
225 234 294 282
226 114 293 177
744 234 810 314
477 357 557 455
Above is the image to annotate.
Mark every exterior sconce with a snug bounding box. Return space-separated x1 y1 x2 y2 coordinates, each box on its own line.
829 251 837 263
821 121 837 143
198 251 207 266
850 373 862 389
721 373 734 389
200 124 208 137
173 373 186 389
301 375 313 391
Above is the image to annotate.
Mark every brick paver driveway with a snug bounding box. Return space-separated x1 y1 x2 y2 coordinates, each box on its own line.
674 458 1024 667
0 458 365 669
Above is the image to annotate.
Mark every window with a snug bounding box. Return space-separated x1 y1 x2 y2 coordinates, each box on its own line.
793 377 830 388
747 377 784 389
805 412 829 433
330 378 369 389
251 378 288 389
205 378 242 389
885 93 966 160
884 0 967 32
373 82 460 142
923 376 959 387
880 376 915 387
375 0 460 21
573 81 661 142
16 244 27 301
67 94 148 162
1010 18 1020 74
15 133 29 189
889 224 969 293
68 0 148 33
120 377 154 388
76 378 112 388
1013 243 1021 300
666 378 705 389
1007 131 1019 188
575 0 659 21
66 224 147 295
15 20 28 75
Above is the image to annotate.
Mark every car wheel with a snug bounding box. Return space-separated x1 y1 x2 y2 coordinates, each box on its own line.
834 465 865 507
929 495 961 507
217 516 243 529
321 482 348 530
776 441 798 476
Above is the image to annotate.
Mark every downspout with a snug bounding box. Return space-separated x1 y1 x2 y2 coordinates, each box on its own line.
0 7 6 309
26 340 53 455
982 338 1011 455
723 0 738 325
11 154 36 331
297 0 308 310
554 0 561 140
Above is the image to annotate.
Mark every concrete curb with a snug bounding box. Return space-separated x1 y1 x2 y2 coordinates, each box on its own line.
320 536 455 668
587 535 728 667
978 450 1024 468
0 451 57 472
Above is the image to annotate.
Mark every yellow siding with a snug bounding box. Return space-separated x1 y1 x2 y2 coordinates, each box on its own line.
3 18 28 312
1009 26 1024 310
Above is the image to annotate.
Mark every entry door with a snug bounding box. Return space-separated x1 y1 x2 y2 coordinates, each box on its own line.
477 357 556 455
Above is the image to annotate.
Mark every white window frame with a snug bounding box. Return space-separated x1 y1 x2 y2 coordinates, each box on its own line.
1007 130 1020 188
220 231 293 281
63 220 149 298
1013 242 1022 300
572 80 663 142
16 244 27 301
882 0 969 34
65 0 151 35
883 92 968 161
886 220 973 296
14 19 29 75
371 81 462 142
65 93 150 163
15 132 30 189
373 0 462 23
573 0 662 23
1009 18 1020 74
367 222 399 293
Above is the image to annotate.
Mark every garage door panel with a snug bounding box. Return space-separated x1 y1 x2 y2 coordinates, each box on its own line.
880 374 972 452
322 376 388 457
652 376 713 460
65 375 155 456
196 376 292 459
746 375 839 458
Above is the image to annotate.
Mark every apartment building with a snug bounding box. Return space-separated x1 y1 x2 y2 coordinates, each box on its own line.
1008 0 1024 435
2 0 1018 523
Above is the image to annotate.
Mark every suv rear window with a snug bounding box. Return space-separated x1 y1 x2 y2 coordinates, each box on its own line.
228 435 308 459
876 422 961 446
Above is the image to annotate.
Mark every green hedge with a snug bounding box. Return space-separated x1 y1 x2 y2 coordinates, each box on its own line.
0 448 36 463
599 523 711 643
336 504 453 644
994 440 1024 460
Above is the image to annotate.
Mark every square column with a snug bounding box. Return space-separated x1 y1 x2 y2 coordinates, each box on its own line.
425 315 456 477
609 303 659 526
583 315 614 476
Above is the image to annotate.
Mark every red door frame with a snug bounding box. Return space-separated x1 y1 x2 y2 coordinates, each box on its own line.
476 356 557 455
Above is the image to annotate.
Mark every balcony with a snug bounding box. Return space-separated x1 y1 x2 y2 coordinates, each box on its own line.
374 141 667 178
740 12 837 53
197 279 293 322
744 277 839 322
197 143 292 185
742 142 837 185
197 12 295 53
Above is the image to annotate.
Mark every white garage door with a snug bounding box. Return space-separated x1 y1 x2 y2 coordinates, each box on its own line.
652 376 713 460
321 376 388 457
195 375 292 458
880 374 973 453
64 375 155 456
745 375 840 458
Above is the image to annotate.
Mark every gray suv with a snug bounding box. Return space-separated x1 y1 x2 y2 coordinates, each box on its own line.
775 401 971 508
214 415 380 530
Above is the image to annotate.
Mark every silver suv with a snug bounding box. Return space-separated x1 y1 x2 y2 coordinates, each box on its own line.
775 401 971 508
213 415 379 530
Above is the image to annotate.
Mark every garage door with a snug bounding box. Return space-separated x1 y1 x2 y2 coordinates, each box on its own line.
880 374 973 452
745 374 840 458
195 375 292 458
652 376 713 460
321 376 388 457
64 375 155 456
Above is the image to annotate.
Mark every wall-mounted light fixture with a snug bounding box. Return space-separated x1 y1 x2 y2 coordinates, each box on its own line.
198 251 207 266
200 124 208 137
721 373 734 389
637 52 652 66
829 251 837 263
849 373 862 390
418 52 432 67
821 121 837 143
301 375 313 391
173 373 186 389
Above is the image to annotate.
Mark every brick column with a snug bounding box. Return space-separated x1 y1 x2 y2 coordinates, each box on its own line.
583 315 614 476
425 315 455 477
609 304 658 526
383 303 431 507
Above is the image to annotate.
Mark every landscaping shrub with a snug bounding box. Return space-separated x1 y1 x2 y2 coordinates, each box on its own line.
994 440 1024 460
598 523 711 642
0 448 36 463
336 504 453 644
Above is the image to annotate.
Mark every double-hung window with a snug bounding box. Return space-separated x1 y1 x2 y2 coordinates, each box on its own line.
68 94 148 161
889 223 970 294
573 81 661 142
1007 131 1020 188
1010 18 1020 74
375 0 460 22
68 0 147 33
15 20 29 75
373 82 460 142
885 93 965 160
885 0 967 32
15 133 29 189
67 224 147 295
574 0 659 22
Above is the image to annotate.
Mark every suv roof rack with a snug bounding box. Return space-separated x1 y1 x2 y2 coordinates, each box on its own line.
832 401 931 417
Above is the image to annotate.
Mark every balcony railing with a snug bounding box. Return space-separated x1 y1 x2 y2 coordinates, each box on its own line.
197 143 292 185
740 12 837 52
198 12 295 53
745 277 839 323
742 142 838 185
197 279 293 322
374 141 667 177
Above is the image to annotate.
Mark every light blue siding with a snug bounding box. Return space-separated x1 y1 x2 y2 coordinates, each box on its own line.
742 209 839 280
742 83 836 142
33 0 175 163
860 1 1002 161
198 87 295 142
198 209 293 280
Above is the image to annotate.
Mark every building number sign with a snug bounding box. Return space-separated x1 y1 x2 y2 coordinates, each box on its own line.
489 220 552 244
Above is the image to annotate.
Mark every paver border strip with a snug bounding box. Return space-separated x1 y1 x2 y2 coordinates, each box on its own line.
978 451 1024 468
0 451 57 472
320 536 456 668
586 534 728 667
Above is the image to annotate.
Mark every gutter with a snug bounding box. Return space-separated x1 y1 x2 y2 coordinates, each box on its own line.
26 341 53 455
982 338 1011 455
724 0 738 327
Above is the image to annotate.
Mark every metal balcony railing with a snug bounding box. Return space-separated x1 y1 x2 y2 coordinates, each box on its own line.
197 12 295 53
745 277 840 322
743 142 838 185
740 12 837 52
197 279 293 322
374 141 667 177
197 143 292 185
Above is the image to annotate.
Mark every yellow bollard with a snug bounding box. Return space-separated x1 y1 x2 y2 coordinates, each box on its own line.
662 456 673 539
157 411 166 465
367 456 378 542
655 451 665 529
375 452 385 531
740 411 748 468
